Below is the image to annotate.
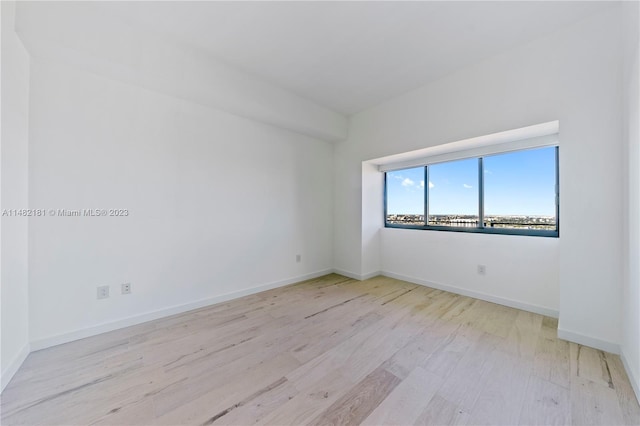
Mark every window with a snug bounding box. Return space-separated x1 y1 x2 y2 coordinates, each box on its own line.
384 146 559 237
483 147 557 231
385 167 425 226
428 158 479 227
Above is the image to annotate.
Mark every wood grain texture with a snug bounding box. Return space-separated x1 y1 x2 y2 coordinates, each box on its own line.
1 273 638 425
415 394 471 426
307 366 401 426
361 367 443 426
519 375 571 426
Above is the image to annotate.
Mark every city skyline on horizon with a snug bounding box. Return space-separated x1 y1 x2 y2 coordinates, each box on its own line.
387 213 556 218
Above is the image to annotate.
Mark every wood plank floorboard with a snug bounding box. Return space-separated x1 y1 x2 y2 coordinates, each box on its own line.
1 273 638 425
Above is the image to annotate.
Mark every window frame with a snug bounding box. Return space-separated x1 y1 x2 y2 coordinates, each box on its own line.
384 146 559 238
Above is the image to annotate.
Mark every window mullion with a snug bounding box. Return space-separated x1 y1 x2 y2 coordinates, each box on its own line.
478 157 484 229
424 166 429 227
555 146 560 234
383 172 388 226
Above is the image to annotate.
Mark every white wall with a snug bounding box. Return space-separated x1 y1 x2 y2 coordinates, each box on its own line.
1 1 31 390
622 0 640 401
381 230 559 316
334 7 623 347
27 58 334 347
360 161 382 279
14 2 347 143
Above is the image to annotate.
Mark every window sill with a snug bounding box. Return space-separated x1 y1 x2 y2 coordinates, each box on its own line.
384 223 559 238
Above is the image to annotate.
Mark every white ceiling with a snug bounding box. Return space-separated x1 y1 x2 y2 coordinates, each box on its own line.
26 1 616 116
104 1 615 115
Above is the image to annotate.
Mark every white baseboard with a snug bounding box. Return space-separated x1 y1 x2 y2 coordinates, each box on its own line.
557 328 620 355
30 269 333 352
620 350 640 404
332 268 381 281
381 270 559 319
361 270 382 280
1 342 30 393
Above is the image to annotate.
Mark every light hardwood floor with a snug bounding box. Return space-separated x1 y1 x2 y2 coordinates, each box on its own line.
1 274 639 425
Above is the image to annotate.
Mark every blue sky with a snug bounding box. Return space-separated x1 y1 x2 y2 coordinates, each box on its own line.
386 146 556 216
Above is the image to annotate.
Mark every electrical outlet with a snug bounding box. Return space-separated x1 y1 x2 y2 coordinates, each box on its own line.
97 285 109 299
121 283 132 295
296 254 301 263
477 265 486 275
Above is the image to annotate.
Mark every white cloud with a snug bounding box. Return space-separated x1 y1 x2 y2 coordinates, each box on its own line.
420 180 424 187
402 178 414 187
484 169 493 174
463 184 472 189
429 181 435 189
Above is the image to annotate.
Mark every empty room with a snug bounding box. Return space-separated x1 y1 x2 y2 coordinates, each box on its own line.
1 1 639 425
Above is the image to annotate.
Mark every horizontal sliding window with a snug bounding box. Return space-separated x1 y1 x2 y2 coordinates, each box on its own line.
384 146 559 237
